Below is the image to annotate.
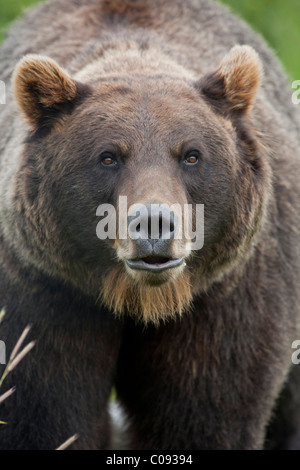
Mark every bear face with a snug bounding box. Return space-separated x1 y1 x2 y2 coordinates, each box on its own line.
13 45 270 324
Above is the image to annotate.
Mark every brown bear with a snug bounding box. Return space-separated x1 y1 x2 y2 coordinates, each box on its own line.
0 0 300 450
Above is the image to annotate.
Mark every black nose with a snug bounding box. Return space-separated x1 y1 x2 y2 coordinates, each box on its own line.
128 203 176 256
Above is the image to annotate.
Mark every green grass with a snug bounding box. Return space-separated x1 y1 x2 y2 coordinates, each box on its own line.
220 0 300 81
0 0 299 80
0 0 42 42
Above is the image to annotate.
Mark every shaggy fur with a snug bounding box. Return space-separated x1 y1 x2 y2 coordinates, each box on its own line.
101 265 192 325
13 55 78 128
0 0 300 450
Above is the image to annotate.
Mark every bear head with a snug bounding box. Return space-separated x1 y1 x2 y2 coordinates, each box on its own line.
12 45 270 324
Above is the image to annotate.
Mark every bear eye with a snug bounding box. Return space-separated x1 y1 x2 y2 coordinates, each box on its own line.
183 151 200 165
100 152 118 167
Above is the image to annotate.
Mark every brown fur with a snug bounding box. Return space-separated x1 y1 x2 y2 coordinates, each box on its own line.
13 55 78 128
0 0 300 451
101 0 151 18
218 45 263 112
101 265 192 325
198 45 262 116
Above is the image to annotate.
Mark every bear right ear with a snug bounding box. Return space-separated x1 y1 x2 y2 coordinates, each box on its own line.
197 45 263 115
13 54 86 130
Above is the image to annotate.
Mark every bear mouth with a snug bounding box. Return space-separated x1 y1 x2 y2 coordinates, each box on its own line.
126 256 184 273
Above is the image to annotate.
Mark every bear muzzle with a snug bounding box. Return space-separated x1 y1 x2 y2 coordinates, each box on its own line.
126 256 185 273
125 203 186 274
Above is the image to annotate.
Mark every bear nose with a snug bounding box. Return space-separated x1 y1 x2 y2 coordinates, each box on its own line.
127 203 176 256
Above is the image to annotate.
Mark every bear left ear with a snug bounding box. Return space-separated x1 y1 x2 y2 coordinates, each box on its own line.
13 54 84 129
197 45 263 114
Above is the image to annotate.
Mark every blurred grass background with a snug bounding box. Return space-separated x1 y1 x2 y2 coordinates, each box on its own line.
0 0 299 80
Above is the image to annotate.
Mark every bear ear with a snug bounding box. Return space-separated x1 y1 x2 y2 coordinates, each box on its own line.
13 54 84 129
197 45 263 114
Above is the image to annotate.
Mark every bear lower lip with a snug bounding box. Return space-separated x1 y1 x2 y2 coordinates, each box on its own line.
126 257 184 273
